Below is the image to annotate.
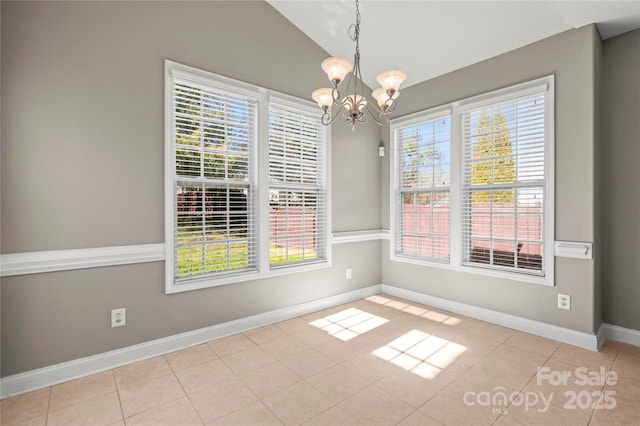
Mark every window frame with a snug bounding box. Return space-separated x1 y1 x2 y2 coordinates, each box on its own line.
165 61 331 294
390 76 555 286
393 107 453 263
268 98 329 269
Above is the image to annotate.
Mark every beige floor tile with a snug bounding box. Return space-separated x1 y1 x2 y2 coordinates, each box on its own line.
614 342 640 365
260 335 310 360
47 392 122 426
375 366 464 408
396 410 443 426
189 376 257 424
1 388 50 426
118 373 185 418
239 361 301 398
291 327 336 347
164 344 217 372
612 343 640 383
280 348 336 379
207 333 257 358
502 396 594 426
464 322 517 344
125 396 202 426
589 376 640 426
469 344 547 390
504 331 561 358
521 358 603 409
301 405 356 426
174 358 235 395
337 385 414 426
343 298 406 320
306 365 369 402
549 343 618 372
448 364 521 399
493 415 526 425
263 381 338 425
275 317 313 335
244 325 289 346
208 400 283 426
7 296 638 426
419 385 501 426
341 352 403 384
49 370 116 411
612 358 640 384
4 415 46 426
313 337 369 363
221 346 275 376
114 356 172 387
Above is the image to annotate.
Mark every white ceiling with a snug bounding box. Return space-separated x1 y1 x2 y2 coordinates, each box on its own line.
267 0 640 89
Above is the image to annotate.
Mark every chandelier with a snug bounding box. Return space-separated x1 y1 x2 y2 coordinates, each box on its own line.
312 0 406 128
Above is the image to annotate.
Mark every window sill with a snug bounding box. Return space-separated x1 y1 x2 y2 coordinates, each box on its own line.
166 260 331 294
390 254 553 287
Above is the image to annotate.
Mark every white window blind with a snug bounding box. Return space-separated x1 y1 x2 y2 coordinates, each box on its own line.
172 80 257 282
461 92 546 274
395 116 451 262
268 102 327 267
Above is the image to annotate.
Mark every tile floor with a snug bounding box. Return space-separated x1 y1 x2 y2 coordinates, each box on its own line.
2 294 639 425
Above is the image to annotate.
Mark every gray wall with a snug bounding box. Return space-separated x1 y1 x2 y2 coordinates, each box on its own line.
2 1 638 378
0 1 382 376
380 25 602 334
601 29 640 331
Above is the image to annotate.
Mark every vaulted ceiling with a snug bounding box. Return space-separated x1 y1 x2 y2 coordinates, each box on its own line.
268 0 640 89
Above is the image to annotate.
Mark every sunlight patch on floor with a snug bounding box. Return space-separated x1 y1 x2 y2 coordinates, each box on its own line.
366 295 462 325
310 308 389 341
373 329 467 379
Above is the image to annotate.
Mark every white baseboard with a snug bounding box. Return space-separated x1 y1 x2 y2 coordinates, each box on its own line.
0 285 382 399
381 284 600 351
5 283 633 399
601 323 640 347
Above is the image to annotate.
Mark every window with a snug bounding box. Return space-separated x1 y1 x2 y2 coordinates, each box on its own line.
391 77 554 285
461 93 546 274
166 62 330 293
269 102 327 267
395 114 451 262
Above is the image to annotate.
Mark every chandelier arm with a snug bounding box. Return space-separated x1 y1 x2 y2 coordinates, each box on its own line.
363 102 390 126
323 103 350 126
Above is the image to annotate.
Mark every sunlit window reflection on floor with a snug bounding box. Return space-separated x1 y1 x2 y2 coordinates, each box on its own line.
373 329 467 379
366 295 462 325
310 308 389 341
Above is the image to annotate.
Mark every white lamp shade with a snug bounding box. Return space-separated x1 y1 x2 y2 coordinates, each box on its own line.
321 57 353 84
372 87 399 108
376 69 407 91
312 88 334 109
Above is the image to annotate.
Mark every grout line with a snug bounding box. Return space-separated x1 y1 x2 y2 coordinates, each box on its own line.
111 369 126 425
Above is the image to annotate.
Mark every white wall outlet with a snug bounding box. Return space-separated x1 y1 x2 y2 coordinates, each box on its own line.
111 308 126 328
558 294 571 310
346 268 352 280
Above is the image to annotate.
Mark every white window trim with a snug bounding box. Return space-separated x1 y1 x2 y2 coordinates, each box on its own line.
391 107 452 263
165 61 331 294
390 76 555 286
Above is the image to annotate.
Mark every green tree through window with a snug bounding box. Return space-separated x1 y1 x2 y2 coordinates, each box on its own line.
471 109 516 202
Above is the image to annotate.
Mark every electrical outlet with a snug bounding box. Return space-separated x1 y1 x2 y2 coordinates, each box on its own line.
111 308 126 328
558 294 571 311
346 268 352 280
